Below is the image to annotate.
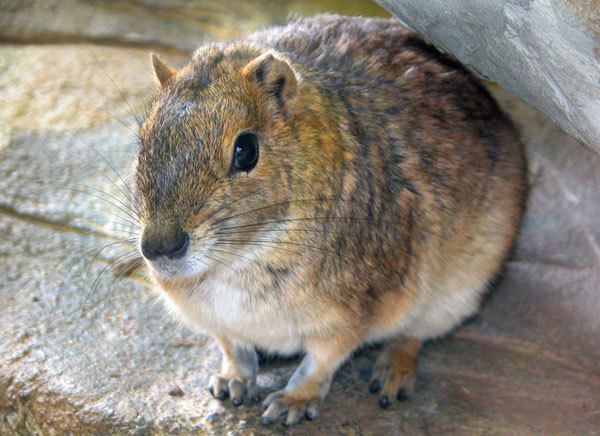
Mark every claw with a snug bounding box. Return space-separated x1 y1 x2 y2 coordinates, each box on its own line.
397 389 408 402
231 396 242 407
379 395 391 409
208 374 256 406
260 389 323 427
305 400 321 421
368 379 380 394
260 415 275 426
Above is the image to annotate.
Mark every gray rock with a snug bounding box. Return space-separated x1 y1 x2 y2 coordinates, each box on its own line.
377 0 600 152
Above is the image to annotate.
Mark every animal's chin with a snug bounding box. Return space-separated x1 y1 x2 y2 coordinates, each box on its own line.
144 256 208 281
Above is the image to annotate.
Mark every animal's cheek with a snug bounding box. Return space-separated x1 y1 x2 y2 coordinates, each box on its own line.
187 228 215 251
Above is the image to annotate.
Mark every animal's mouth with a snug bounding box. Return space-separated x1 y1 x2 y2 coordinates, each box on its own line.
141 240 226 282
139 226 203 278
142 250 197 278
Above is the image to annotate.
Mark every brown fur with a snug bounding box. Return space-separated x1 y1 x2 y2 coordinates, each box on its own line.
133 15 528 426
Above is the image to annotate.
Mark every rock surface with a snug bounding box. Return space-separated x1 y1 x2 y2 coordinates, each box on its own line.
377 0 600 153
1 2 600 434
0 0 388 53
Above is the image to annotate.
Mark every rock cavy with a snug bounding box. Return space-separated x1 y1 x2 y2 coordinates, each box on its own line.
133 15 527 426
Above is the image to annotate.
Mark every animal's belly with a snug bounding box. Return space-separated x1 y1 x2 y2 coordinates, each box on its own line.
161 280 305 355
211 309 305 355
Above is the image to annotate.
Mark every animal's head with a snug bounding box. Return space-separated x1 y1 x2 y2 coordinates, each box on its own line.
134 45 345 283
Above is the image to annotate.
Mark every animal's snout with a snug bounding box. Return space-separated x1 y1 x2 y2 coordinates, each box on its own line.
141 227 189 260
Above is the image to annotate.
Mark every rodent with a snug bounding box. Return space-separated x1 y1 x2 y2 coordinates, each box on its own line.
133 15 527 426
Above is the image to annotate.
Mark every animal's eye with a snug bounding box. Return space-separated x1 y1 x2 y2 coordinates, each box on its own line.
231 132 259 173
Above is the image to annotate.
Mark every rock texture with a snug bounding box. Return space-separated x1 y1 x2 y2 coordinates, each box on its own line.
1 1 600 434
377 0 600 153
0 0 387 53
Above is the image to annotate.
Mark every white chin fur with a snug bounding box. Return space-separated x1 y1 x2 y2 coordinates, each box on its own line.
145 255 209 279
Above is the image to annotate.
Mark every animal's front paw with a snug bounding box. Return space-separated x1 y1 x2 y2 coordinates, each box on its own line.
260 389 324 427
208 373 260 407
209 340 259 407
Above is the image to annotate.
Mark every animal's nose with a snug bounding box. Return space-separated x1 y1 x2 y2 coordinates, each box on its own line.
141 229 189 260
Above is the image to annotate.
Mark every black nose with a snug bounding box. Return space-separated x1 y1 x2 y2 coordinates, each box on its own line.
141 230 189 260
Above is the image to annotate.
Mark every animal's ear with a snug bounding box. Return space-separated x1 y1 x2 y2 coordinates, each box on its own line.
242 52 298 115
150 53 176 87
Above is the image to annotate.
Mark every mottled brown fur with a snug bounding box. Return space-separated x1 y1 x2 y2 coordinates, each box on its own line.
134 15 527 426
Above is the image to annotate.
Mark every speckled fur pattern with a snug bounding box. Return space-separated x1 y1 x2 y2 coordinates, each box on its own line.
134 15 528 426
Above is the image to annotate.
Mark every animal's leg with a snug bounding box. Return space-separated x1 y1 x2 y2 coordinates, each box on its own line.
261 335 358 426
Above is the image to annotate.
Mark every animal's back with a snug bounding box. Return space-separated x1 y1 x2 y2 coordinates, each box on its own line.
251 15 428 80
254 15 528 339
251 14 526 209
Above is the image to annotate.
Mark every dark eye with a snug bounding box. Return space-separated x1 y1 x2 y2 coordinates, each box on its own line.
231 132 259 173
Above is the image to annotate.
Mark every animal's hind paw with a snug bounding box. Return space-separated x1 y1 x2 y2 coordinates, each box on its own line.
368 339 421 408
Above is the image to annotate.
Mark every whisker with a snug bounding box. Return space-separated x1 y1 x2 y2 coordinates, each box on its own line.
84 43 139 124
83 239 138 289
112 255 145 278
193 186 263 229
216 226 341 237
23 188 139 234
216 238 333 254
25 188 140 231
77 93 138 136
216 240 300 256
49 186 140 227
209 247 263 267
97 251 144 315
70 184 140 222
76 249 138 328
52 117 139 211
56 238 136 305
214 216 393 234
201 250 236 272
80 217 139 233
37 114 141 213
209 197 369 228
213 235 372 266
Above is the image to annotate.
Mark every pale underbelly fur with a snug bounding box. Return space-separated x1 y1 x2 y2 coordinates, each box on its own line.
160 262 490 355
161 277 306 355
